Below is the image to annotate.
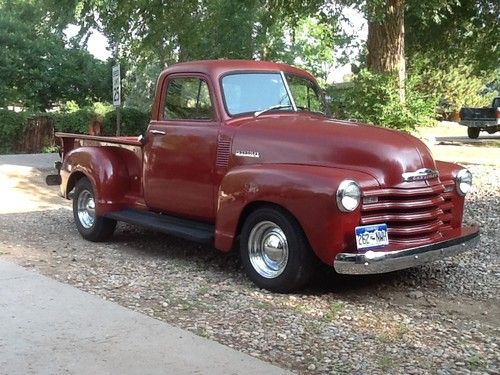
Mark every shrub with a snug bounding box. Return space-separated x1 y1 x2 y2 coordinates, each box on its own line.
0 109 28 153
328 70 438 131
44 106 148 137
412 57 497 113
103 107 150 136
49 108 95 134
0 104 148 154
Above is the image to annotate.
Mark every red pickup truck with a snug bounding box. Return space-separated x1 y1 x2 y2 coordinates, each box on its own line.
48 60 479 292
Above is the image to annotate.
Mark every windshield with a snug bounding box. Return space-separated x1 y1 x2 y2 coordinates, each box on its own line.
221 72 325 116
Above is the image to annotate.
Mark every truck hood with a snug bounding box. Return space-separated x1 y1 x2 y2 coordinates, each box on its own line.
230 113 437 188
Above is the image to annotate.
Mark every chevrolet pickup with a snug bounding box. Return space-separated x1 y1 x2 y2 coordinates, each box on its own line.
47 60 479 292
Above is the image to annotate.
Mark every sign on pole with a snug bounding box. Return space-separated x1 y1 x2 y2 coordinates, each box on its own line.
112 65 121 107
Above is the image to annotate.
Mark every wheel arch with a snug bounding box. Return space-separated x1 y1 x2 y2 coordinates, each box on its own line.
65 171 89 198
60 146 131 215
235 201 306 247
214 164 378 264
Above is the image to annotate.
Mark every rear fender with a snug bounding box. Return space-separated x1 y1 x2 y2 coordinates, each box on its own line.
61 147 130 215
215 164 378 264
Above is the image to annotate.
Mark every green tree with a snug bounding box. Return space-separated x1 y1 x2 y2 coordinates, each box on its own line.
46 0 328 63
0 0 111 111
290 17 337 84
122 62 163 111
404 0 499 110
406 0 499 75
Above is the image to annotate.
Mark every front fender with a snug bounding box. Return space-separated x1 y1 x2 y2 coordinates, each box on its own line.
61 147 130 215
215 164 378 264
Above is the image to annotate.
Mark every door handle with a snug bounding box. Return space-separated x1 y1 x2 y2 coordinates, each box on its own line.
150 130 166 135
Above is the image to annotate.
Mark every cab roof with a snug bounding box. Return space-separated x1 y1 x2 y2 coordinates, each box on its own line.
159 59 316 81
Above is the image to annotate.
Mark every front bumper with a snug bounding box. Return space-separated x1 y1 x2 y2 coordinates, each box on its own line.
334 226 479 275
459 120 498 128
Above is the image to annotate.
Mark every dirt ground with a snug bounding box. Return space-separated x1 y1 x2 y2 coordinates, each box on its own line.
415 121 500 166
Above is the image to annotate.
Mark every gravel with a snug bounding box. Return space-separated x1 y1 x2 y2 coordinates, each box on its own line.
0 164 498 374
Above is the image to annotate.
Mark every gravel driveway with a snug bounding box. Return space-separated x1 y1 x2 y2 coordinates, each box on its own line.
0 163 498 374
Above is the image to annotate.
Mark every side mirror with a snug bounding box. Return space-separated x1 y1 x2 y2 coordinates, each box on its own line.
137 134 147 146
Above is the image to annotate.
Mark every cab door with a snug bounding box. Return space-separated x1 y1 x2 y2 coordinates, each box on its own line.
143 74 219 221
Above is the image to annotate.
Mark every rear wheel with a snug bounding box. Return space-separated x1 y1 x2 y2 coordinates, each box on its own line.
239 207 315 293
467 127 480 139
73 177 116 242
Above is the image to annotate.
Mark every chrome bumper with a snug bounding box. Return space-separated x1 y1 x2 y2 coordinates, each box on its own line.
334 227 480 275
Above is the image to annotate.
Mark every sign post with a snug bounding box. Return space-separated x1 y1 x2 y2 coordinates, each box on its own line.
112 64 121 136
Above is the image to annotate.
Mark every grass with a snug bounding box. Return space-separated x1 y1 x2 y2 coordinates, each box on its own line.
376 323 409 343
304 320 323 335
323 301 344 321
377 355 398 371
194 326 210 338
254 300 274 310
331 362 353 374
197 285 211 295
466 354 486 370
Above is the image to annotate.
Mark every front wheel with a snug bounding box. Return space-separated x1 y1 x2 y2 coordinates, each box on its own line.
73 177 116 242
239 207 316 293
467 127 480 139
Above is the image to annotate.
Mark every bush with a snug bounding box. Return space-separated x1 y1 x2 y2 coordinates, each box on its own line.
0 109 28 153
50 104 150 136
50 108 95 134
412 57 497 113
103 107 150 136
328 70 438 131
0 104 148 154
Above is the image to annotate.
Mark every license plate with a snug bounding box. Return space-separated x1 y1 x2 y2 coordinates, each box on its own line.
355 224 389 251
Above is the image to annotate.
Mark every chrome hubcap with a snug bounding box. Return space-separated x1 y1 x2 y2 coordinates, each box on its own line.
77 190 95 229
248 221 288 279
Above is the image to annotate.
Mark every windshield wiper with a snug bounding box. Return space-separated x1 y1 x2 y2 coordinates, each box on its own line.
254 104 293 117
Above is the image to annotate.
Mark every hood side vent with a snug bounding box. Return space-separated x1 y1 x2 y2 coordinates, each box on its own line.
216 134 232 169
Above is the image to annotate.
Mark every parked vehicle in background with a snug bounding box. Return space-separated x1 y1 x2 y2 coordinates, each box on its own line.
47 60 479 292
459 97 500 139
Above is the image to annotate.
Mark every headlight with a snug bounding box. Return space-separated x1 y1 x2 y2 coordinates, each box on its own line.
456 169 472 196
336 180 361 212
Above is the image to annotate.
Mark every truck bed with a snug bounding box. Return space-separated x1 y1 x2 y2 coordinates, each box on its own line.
56 132 143 147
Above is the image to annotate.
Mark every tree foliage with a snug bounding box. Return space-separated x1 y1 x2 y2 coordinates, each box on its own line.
405 0 499 110
413 57 498 112
329 70 437 130
0 0 111 111
406 0 499 75
2 0 498 130
46 0 335 64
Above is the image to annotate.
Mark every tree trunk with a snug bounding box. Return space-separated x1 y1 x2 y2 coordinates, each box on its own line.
366 0 406 102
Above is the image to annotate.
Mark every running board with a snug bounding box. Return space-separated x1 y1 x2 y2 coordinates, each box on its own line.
106 209 214 244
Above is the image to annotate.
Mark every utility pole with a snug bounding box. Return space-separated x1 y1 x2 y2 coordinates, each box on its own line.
112 44 121 136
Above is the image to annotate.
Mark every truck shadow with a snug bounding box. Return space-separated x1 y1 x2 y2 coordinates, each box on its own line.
435 135 500 147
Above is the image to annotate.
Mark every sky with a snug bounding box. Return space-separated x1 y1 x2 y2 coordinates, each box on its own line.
65 24 111 61
329 6 367 83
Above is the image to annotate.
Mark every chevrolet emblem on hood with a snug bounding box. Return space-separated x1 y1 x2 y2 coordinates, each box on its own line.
402 168 439 182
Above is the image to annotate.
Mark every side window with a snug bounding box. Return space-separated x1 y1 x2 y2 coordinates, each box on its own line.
164 77 214 120
286 75 325 113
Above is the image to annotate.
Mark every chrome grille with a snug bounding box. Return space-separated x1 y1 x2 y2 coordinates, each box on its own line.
361 182 455 245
